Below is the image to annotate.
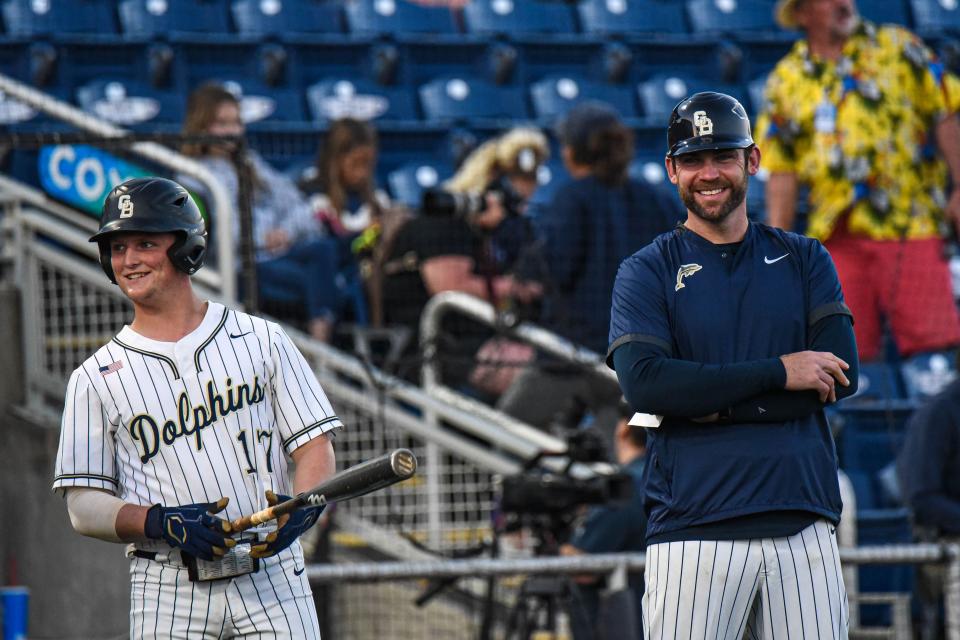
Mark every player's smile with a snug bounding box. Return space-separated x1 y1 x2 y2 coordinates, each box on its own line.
694 183 731 203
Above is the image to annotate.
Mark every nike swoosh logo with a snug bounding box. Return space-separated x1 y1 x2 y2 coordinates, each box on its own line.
764 254 789 264
230 331 252 339
294 566 305 576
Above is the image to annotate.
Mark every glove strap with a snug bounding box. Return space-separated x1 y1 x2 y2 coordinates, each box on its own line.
143 504 164 540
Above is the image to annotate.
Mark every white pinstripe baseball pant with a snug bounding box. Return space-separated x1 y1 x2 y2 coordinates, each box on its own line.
128 543 320 639
643 519 849 640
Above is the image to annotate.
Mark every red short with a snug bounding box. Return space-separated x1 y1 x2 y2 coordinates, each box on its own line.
825 220 960 361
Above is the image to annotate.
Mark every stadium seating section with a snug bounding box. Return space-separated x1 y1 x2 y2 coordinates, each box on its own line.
3 0 956 182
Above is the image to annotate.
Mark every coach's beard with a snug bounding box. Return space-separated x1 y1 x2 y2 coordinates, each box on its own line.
682 176 748 225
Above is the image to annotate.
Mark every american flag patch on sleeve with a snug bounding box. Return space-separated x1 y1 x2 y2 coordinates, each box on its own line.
99 360 123 376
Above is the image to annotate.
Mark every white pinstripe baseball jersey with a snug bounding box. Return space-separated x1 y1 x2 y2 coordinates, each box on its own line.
54 301 339 638
53 300 342 523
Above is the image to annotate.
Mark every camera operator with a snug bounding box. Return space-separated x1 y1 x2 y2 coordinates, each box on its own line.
560 403 648 640
380 128 547 392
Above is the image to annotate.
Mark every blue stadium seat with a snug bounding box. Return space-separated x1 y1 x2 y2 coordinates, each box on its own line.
173 41 292 91
418 75 529 124
487 40 606 91
909 0 960 36
396 40 500 91
373 124 450 174
0 40 47 86
526 155 568 219
901 350 957 399
835 400 916 474
230 0 344 39
637 73 747 122
685 0 779 36
306 78 419 123
736 38 795 83
846 361 907 403
629 153 677 204
745 168 767 221
576 0 688 38
387 160 452 208
461 0 576 39
858 0 912 28
845 469 880 510
0 87 61 128
290 40 378 89
627 40 723 82
75 79 184 127
118 0 232 40
343 0 458 38
529 75 637 123
210 79 307 123
50 41 162 91
856 508 915 627
747 74 769 116
2 0 118 39
629 155 668 186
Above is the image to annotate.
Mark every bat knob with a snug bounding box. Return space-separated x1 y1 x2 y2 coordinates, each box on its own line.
391 448 417 479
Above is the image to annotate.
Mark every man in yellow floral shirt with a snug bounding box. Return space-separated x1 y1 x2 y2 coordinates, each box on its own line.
756 0 960 361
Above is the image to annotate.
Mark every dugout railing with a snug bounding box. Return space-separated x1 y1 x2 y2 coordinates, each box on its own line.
299 544 960 640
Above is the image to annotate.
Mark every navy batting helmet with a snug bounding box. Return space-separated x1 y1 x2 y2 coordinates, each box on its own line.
91 177 207 284
667 92 754 158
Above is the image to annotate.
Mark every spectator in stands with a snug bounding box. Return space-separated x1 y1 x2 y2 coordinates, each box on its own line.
300 117 397 327
179 82 343 342
897 366 960 636
497 101 681 439
560 402 647 640
756 0 960 363
301 117 391 237
380 127 547 392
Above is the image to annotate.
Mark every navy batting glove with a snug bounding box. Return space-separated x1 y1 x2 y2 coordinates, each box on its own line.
250 490 324 559
144 497 235 561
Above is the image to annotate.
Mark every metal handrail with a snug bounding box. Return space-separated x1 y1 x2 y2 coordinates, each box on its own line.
0 72 236 303
305 543 960 640
306 541 958 578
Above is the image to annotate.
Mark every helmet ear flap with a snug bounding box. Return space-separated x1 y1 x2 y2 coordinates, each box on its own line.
167 231 207 275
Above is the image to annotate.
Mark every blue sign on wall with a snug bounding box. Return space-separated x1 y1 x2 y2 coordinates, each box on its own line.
38 145 151 217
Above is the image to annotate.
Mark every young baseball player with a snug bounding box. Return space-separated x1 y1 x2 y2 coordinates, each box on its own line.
608 92 860 639
53 177 340 638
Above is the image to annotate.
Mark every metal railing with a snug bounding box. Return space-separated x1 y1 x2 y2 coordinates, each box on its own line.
0 71 237 302
305 544 960 640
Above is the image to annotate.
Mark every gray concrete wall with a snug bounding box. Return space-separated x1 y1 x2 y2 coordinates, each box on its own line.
0 285 128 639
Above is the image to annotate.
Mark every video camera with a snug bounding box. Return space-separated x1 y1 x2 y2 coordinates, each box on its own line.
420 175 526 219
494 426 634 553
498 467 634 516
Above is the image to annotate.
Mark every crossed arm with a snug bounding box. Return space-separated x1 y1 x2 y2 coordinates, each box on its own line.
612 312 858 423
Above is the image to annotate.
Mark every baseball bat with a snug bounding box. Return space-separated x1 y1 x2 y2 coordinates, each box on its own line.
230 448 417 533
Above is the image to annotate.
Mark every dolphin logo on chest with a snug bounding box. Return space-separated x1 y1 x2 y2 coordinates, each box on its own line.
675 263 703 292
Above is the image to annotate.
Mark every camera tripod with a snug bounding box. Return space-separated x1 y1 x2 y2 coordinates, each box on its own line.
503 574 594 640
